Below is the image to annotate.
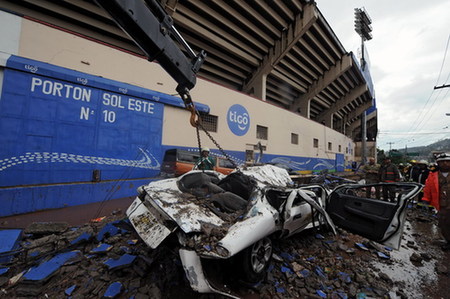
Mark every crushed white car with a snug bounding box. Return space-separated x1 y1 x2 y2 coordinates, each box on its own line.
126 165 421 297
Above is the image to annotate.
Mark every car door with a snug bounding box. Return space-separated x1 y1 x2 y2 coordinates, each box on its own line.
283 185 336 237
325 182 422 249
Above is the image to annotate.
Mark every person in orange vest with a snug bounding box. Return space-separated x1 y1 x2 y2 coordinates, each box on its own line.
423 153 450 250
379 158 400 201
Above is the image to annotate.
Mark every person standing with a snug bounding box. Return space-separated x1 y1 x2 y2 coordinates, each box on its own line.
409 160 420 182
415 160 430 185
423 153 450 250
379 158 400 201
413 160 430 205
194 147 216 171
362 157 380 198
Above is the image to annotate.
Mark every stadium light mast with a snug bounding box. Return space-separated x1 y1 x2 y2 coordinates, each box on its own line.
354 7 373 70
354 7 373 166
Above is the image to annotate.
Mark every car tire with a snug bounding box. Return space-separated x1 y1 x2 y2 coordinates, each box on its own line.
241 237 273 283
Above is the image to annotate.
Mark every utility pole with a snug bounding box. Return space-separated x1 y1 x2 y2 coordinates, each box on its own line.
387 142 395 157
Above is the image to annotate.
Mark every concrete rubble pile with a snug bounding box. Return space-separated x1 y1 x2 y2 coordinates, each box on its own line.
0 208 447 298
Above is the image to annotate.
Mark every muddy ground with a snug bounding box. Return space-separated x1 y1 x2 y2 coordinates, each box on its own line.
0 206 449 299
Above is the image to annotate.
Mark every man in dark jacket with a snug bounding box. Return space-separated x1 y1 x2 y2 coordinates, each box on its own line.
379 158 400 201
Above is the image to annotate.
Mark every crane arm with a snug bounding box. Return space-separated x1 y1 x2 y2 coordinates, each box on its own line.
95 0 206 109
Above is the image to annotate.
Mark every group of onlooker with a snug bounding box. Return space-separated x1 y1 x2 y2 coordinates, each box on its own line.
362 153 450 250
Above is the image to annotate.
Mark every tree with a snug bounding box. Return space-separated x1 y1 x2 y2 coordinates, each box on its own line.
377 148 386 162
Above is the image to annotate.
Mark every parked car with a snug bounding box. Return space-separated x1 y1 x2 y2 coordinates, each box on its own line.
127 165 421 297
160 148 235 177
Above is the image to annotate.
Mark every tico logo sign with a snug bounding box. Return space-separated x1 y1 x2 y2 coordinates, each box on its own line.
227 104 250 136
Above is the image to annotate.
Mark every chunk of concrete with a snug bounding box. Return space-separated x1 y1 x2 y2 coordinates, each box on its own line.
65 284 76 296
23 250 83 282
0 229 22 263
90 243 113 254
96 222 120 242
104 254 136 270
24 222 69 235
70 232 93 245
103 281 123 298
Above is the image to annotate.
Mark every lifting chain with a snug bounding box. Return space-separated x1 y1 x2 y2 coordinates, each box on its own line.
180 87 241 172
196 120 241 172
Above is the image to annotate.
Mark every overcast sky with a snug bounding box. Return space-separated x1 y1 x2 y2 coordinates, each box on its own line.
316 0 450 152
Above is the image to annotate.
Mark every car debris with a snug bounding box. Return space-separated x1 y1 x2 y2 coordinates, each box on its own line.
126 165 422 297
0 204 448 298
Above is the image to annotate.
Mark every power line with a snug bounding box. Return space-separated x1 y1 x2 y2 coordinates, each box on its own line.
379 131 450 135
400 34 450 143
434 33 450 86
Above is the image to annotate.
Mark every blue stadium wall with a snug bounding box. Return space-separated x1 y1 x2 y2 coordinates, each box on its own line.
0 55 209 217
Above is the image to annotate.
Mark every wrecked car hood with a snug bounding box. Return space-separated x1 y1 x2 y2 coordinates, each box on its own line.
140 177 226 233
241 165 293 187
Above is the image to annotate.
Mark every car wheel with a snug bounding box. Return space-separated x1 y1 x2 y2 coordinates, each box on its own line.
241 237 273 283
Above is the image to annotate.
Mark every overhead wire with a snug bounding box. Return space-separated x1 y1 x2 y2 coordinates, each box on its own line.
391 34 450 148
434 33 450 86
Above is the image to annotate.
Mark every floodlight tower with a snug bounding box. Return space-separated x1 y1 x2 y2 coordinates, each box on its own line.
354 7 373 70
354 7 373 165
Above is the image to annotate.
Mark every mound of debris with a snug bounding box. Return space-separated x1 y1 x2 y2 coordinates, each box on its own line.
0 207 447 298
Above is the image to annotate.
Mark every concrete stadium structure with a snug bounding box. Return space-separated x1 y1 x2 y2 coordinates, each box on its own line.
0 0 377 216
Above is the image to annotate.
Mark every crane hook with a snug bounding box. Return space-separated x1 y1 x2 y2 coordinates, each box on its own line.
187 105 200 127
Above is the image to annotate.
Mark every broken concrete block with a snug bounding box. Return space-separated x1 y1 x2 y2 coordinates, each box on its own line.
280 252 294 262
90 243 113 254
23 250 83 282
104 254 136 270
8 270 25 286
355 243 369 251
65 284 76 296
274 281 285 293
127 239 138 245
70 232 93 246
315 233 325 239
103 281 123 298
97 221 120 242
281 266 293 275
0 229 22 263
410 252 423 263
24 222 69 235
377 251 390 259
314 266 327 279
